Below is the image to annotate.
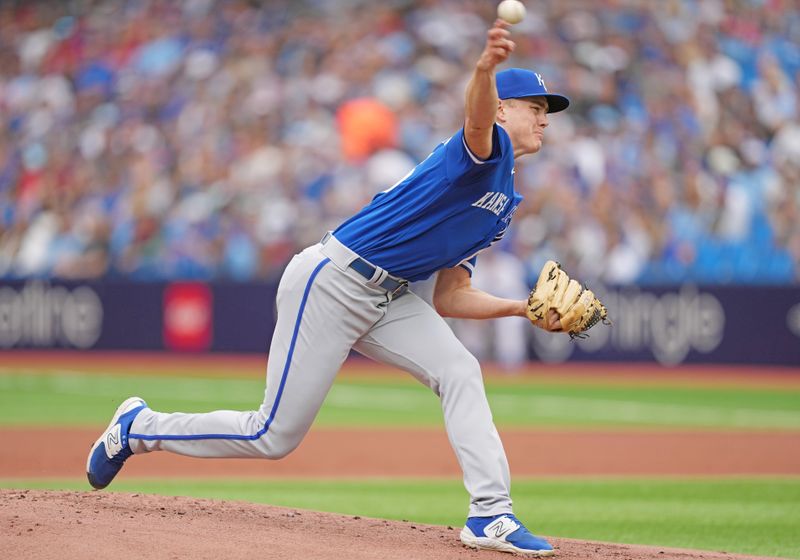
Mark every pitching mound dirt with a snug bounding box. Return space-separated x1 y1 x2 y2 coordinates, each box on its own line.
1 489 782 560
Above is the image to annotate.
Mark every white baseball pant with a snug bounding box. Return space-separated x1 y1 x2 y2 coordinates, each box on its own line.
129 236 513 517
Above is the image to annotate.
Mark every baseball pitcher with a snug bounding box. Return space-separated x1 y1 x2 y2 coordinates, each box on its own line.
87 19 607 558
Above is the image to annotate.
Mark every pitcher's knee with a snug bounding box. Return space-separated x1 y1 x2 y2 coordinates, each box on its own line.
256 430 303 460
265 441 299 459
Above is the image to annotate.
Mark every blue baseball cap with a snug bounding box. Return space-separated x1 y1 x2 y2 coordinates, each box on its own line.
496 68 570 113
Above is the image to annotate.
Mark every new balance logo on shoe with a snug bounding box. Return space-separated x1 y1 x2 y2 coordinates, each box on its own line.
105 424 123 458
484 516 520 540
492 522 512 538
461 514 553 556
87 397 148 490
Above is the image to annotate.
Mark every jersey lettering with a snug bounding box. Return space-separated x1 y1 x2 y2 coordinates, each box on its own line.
472 191 509 216
471 192 494 208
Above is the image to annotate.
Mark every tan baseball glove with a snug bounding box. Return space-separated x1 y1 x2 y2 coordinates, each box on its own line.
526 260 609 338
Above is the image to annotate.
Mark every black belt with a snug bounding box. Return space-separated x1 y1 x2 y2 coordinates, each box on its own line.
321 233 408 294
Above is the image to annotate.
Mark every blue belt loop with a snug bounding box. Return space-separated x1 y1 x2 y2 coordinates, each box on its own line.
321 233 408 296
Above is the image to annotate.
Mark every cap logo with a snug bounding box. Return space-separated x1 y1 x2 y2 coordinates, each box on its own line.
535 72 547 91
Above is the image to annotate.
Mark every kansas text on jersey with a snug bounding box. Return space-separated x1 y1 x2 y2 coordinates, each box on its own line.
334 124 523 282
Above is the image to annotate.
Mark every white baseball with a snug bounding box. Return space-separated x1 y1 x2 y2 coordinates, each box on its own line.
497 0 526 24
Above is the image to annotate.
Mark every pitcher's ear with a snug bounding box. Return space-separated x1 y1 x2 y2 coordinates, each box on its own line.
496 99 507 122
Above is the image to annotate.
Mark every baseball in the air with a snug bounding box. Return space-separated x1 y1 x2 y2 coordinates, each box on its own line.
497 0 526 24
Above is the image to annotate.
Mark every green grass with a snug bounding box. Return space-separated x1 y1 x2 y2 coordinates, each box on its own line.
3 477 799 559
1 368 800 429
3 363 800 557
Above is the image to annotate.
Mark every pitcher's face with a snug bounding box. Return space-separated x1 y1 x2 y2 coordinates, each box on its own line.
498 96 549 157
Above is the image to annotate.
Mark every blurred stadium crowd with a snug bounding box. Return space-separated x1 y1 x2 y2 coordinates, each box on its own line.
1 0 798 285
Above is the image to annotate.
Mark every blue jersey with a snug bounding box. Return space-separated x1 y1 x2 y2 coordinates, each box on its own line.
333 124 523 282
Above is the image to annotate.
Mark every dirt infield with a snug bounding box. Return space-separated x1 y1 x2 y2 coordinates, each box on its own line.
2 428 798 560
2 427 800 478
1 490 786 560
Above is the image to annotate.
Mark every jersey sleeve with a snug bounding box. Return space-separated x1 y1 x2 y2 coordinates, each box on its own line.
458 256 478 277
444 125 509 183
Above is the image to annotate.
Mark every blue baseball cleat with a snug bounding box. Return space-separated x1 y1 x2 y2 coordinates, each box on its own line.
460 513 554 557
86 396 148 490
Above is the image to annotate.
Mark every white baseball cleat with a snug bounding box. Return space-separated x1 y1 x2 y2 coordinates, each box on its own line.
86 396 148 490
460 513 555 557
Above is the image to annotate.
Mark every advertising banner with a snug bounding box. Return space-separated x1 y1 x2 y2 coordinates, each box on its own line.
0 280 797 366
529 285 800 366
0 280 276 354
